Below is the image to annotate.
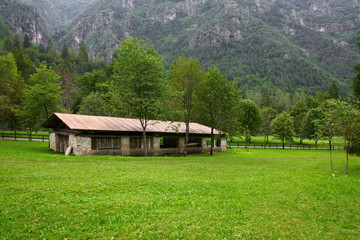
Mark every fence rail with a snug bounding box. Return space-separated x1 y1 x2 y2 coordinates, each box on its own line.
1 132 49 142
228 142 344 150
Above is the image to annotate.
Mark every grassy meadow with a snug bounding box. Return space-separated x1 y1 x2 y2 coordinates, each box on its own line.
0 140 359 239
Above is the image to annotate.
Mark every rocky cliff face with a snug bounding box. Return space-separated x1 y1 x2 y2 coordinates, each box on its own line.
0 0 50 46
15 0 94 34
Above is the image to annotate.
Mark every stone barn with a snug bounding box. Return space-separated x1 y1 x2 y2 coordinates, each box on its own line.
42 113 227 156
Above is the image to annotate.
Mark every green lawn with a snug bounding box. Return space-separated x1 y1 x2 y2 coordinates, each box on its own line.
0 140 359 239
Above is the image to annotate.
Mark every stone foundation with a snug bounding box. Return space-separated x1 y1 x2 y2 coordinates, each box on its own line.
50 134 227 156
49 133 56 151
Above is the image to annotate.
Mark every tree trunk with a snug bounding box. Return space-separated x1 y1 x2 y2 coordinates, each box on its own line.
282 140 285 149
315 140 318 150
266 135 269 143
300 137 302 145
184 122 189 157
345 141 349 178
329 139 335 177
143 130 148 157
210 127 214 156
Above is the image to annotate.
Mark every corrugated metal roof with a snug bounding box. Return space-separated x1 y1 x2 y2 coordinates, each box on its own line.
44 113 219 135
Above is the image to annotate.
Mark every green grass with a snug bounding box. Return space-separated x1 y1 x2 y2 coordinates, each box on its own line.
1 140 359 239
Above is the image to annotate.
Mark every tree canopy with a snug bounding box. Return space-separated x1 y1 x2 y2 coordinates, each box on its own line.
169 55 204 156
196 67 241 154
111 37 167 156
271 111 295 148
19 65 64 131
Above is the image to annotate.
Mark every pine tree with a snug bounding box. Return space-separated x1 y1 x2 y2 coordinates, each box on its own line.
22 34 31 49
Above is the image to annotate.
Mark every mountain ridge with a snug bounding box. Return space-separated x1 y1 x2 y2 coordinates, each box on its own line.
3 0 360 95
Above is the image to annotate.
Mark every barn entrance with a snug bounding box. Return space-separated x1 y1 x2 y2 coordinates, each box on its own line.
57 135 69 153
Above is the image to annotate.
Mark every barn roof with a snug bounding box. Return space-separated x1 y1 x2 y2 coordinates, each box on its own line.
42 113 220 135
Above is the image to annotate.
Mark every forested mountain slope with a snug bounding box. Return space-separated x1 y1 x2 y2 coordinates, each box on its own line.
0 0 49 46
53 0 360 94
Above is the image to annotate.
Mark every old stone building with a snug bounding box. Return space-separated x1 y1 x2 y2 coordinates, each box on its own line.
42 113 227 156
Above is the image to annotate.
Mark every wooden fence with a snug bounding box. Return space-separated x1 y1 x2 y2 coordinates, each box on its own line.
1 132 49 142
228 142 344 150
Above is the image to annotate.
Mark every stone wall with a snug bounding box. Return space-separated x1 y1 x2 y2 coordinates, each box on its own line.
69 135 92 156
220 137 227 152
49 133 56 151
49 134 227 156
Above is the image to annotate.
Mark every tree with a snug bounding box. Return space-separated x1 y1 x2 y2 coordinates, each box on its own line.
78 92 112 116
0 52 24 130
327 80 340 99
315 91 329 104
111 38 167 156
353 63 360 99
78 42 89 63
238 99 262 142
77 42 89 73
289 100 308 144
320 101 340 177
196 67 241 155
60 45 71 60
169 55 204 156
22 34 31 49
323 99 360 177
20 65 64 131
73 71 108 112
303 108 325 149
260 87 273 108
0 53 18 113
353 33 360 99
260 107 277 143
12 47 35 83
271 112 295 149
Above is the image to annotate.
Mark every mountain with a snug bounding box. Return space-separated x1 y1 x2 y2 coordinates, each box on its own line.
0 0 49 46
53 0 360 94
14 0 95 35
3 0 360 94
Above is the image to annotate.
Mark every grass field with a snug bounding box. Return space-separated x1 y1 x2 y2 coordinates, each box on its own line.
0 140 359 239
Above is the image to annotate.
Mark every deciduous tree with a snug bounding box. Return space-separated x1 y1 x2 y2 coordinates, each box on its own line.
260 107 277 143
290 100 308 144
323 99 360 177
169 55 204 156
78 92 112 116
196 67 241 155
352 33 360 99
271 112 294 149
20 65 64 131
238 99 262 142
111 38 167 156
